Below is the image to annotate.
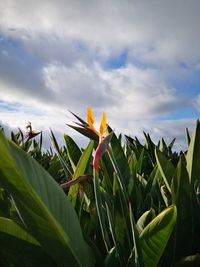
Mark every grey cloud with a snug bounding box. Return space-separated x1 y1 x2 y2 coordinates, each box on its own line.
21 34 96 65
0 51 186 118
1 104 196 151
0 0 199 150
103 65 185 120
42 62 185 118
42 62 118 110
0 41 52 103
1 0 200 65
0 36 93 107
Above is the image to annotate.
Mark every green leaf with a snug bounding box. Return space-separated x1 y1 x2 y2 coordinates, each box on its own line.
145 165 159 196
136 148 145 175
186 120 200 257
159 138 167 153
101 152 114 194
171 156 192 261
0 216 54 266
50 130 72 177
93 170 112 252
185 127 191 147
108 127 131 187
155 149 175 193
0 132 94 267
104 247 121 267
143 132 156 165
102 129 134 254
169 138 176 150
105 202 124 266
64 134 82 171
140 205 177 267
127 203 144 267
137 209 155 235
186 120 200 185
68 140 94 207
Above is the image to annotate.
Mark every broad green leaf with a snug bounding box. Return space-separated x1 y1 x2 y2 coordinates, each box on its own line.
114 211 126 246
73 140 94 181
155 149 175 193
186 120 200 258
140 205 177 267
50 130 72 177
169 138 176 150
93 170 112 252
99 131 131 251
64 134 82 171
136 148 145 175
0 217 54 266
171 156 192 261
159 138 167 153
101 152 114 194
68 140 94 207
108 145 129 202
127 203 144 267
108 127 131 186
104 247 121 267
0 132 94 267
143 132 156 165
185 127 191 147
145 165 159 195
129 154 137 177
0 188 12 217
107 144 132 251
105 202 124 266
137 209 155 235
186 120 200 185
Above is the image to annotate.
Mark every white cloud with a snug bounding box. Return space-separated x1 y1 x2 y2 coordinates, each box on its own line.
0 100 73 148
0 61 187 147
42 62 115 109
0 0 199 150
0 100 196 151
1 0 200 65
0 49 187 130
43 62 184 118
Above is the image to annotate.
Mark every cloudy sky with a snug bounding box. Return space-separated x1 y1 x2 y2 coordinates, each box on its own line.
0 0 200 148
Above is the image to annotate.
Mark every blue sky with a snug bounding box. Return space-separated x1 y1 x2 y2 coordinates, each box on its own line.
0 0 200 148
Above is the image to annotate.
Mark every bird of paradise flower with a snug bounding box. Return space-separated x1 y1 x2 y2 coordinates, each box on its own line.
68 106 113 171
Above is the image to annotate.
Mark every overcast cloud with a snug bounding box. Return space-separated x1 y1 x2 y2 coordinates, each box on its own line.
0 0 200 148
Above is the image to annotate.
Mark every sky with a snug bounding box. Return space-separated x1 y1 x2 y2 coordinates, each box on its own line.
0 0 200 149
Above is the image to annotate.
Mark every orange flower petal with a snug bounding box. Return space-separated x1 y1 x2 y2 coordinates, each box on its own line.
87 106 100 137
87 106 95 126
99 112 106 136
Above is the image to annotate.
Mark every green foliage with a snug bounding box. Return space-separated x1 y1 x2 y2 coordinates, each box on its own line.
0 217 54 267
1 118 200 266
0 132 93 267
140 205 177 267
